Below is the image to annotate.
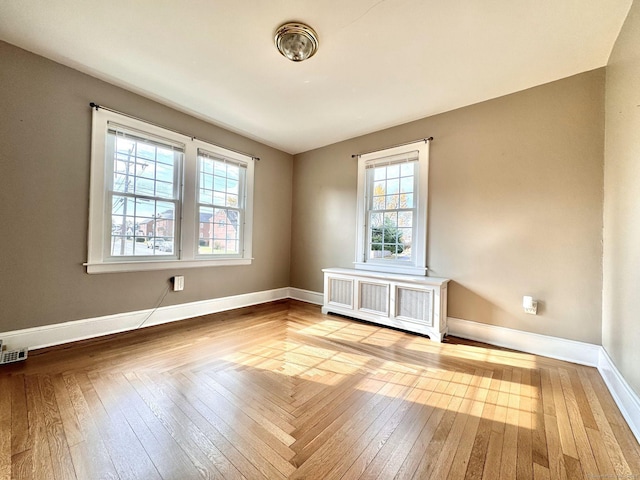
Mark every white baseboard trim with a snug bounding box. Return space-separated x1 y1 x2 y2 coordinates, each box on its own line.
598 348 640 444
447 316 602 367
0 288 290 351
287 287 324 305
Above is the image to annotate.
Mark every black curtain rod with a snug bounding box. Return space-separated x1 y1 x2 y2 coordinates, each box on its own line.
351 137 434 158
89 102 260 161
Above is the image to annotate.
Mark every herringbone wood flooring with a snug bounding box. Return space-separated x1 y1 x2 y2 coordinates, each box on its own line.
1 300 639 479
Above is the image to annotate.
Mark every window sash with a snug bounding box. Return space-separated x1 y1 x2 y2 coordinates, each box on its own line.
104 127 183 260
364 161 418 265
196 149 248 257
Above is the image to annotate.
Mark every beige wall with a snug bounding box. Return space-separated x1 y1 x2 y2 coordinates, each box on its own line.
0 41 293 332
603 1 640 395
292 69 605 344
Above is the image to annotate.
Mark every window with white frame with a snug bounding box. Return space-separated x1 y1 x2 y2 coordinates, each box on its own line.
355 140 430 276
86 108 254 273
196 150 246 256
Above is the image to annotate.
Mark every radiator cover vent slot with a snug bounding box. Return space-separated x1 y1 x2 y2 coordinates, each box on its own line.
396 287 432 325
359 282 389 315
328 278 353 307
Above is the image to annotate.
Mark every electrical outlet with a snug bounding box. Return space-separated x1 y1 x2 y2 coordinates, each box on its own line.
524 302 538 315
173 275 184 291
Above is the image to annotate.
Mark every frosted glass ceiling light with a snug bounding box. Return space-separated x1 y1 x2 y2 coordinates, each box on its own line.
274 22 319 62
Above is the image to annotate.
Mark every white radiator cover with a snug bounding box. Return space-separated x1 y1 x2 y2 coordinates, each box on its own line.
322 268 450 342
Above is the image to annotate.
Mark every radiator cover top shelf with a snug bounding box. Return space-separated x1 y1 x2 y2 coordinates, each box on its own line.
322 268 450 342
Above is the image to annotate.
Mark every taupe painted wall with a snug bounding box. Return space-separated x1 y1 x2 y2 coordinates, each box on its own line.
0 41 293 332
603 1 640 395
292 70 605 344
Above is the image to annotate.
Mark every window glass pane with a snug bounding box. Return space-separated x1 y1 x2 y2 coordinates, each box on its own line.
156 163 174 183
226 194 238 207
214 161 226 177
387 164 400 178
228 165 239 180
198 206 214 254
373 180 385 196
400 176 413 194
137 142 156 160
373 167 385 181
137 160 155 180
400 162 414 177
198 188 207 204
156 148 175 165
387 178 399 195
398 211 413 227
202 173 213 190
371 197 383 210
398 228 412 244
369 244 383 259
370 212 383 228
213 191 225 205
115 137 136 155
113 172 128 193
385 194 399 210
384 211 398 227
400 193 413 209
156 180 173 198
227 179 239 195
135 178 155 196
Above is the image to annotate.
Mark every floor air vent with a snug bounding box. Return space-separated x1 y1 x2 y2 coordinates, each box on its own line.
0 339 28 365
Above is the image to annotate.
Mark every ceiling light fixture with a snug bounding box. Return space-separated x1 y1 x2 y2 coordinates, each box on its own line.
274 22 319 62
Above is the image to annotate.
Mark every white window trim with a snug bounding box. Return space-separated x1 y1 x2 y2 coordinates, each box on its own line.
354 140 429 276
86 108 254 274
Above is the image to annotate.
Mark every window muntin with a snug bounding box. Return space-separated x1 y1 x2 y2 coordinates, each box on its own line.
106 127 183 258
355 141 429 276
87 108 255 273
197 150 247 256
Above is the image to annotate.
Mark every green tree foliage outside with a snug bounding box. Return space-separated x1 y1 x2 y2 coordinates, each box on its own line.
371 217 404 254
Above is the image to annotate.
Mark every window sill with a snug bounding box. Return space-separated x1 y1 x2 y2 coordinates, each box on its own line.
85 258 253 274
353 262 428 276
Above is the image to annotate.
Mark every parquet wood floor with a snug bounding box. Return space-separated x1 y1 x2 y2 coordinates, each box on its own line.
1 300 639 479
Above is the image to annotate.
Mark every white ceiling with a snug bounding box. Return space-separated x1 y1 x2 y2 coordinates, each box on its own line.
0 0 631 154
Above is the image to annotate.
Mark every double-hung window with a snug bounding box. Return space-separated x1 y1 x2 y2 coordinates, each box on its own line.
87 108 254 273
106 125 183 258
355 140 429 276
